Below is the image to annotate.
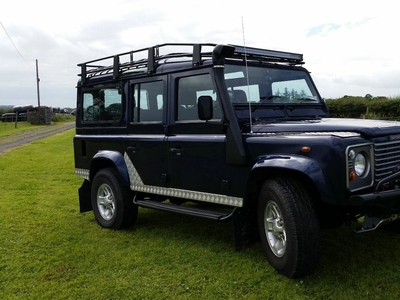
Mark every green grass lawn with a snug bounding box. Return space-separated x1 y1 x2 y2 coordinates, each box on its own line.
1 129 400 299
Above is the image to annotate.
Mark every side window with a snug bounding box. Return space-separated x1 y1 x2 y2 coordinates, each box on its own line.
83 87 122 122
132 81 163 122
177 74 221 121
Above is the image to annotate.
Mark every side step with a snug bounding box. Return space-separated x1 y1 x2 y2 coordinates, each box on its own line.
134 199 235 221
355 214 400 233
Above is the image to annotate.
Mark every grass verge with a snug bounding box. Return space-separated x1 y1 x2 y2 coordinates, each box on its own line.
0 122 47 138
0 116 75 139
1 130 400 299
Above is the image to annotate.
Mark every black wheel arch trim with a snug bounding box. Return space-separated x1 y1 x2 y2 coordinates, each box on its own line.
248 154 335 205
91 150 130 186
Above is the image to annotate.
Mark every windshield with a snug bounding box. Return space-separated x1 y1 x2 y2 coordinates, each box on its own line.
224 64 320 104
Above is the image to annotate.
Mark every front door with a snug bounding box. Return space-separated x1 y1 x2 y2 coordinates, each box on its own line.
166 71 227 195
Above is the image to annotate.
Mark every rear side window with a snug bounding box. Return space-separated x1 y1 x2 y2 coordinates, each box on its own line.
132 81 163 122
83 87 122 122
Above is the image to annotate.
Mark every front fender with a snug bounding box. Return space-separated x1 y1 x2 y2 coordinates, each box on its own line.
91 150 129 186
250 154 334 204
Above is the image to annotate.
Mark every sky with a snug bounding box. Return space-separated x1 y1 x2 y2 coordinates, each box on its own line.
1 0 400 108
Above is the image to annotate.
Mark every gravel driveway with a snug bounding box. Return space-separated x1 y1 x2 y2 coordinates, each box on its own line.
0 122 75 154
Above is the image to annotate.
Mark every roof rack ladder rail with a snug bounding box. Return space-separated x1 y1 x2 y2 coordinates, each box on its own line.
80 63 86 84
148 46 155 74
193 44 201 67
113 56 119 80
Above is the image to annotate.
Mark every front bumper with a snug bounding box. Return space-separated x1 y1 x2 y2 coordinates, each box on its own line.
349 171 400 205
350 189 400 205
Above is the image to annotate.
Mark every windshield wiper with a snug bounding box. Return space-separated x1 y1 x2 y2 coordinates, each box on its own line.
296 97 318 103
260 95 285 102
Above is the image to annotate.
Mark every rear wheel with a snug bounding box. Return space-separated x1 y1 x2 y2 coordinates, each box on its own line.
91 168 138 229
258 178 320 278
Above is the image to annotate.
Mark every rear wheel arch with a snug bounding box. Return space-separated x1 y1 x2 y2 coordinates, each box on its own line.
78 151 131 214
90 151 130 187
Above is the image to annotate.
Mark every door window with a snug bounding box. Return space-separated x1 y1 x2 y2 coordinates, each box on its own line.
177 74 221 121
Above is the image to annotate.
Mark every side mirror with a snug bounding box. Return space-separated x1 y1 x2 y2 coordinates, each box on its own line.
198 96 213 120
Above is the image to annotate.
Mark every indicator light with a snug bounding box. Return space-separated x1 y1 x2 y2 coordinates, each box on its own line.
301 146 311 153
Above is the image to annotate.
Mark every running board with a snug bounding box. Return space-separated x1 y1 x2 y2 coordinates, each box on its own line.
134 199 235 221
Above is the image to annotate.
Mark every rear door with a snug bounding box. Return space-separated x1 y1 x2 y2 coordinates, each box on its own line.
125 77 168 187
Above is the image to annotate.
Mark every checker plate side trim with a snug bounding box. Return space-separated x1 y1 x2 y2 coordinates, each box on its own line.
75 168 90 181
124 153 243 207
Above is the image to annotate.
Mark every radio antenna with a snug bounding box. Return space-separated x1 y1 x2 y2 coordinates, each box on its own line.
241 17 253 133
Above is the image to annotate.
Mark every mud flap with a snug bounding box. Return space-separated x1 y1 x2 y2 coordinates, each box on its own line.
79 180 92 212
233 203 259 250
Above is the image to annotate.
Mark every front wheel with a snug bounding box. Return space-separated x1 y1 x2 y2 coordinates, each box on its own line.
257 178 320 278
91 168 138 229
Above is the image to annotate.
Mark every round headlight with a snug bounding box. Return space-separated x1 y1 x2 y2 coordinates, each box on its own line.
354 153 367 176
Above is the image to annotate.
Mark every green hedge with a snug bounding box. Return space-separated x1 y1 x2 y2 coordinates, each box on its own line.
325 96 400 120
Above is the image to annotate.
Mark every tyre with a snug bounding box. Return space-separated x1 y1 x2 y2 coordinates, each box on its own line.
91 168 138 229
257 178 320 278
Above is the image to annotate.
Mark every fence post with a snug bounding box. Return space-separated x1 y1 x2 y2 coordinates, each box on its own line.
364 107 369 119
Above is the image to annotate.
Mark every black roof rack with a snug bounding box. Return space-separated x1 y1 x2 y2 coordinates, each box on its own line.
77 43 304 84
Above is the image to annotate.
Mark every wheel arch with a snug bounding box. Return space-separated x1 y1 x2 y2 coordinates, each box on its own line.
244 155 334 206
233 155 331 250
234 155 333 249
90 150 130 187
78 151 130 213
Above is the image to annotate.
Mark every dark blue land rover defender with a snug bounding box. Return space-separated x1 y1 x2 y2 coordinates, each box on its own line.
74 43 400 278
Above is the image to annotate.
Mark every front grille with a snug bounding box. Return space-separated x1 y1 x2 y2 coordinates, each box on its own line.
374 140 400 182
348 160 353 171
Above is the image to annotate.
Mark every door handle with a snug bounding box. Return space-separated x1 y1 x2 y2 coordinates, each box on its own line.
169 148 183 155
